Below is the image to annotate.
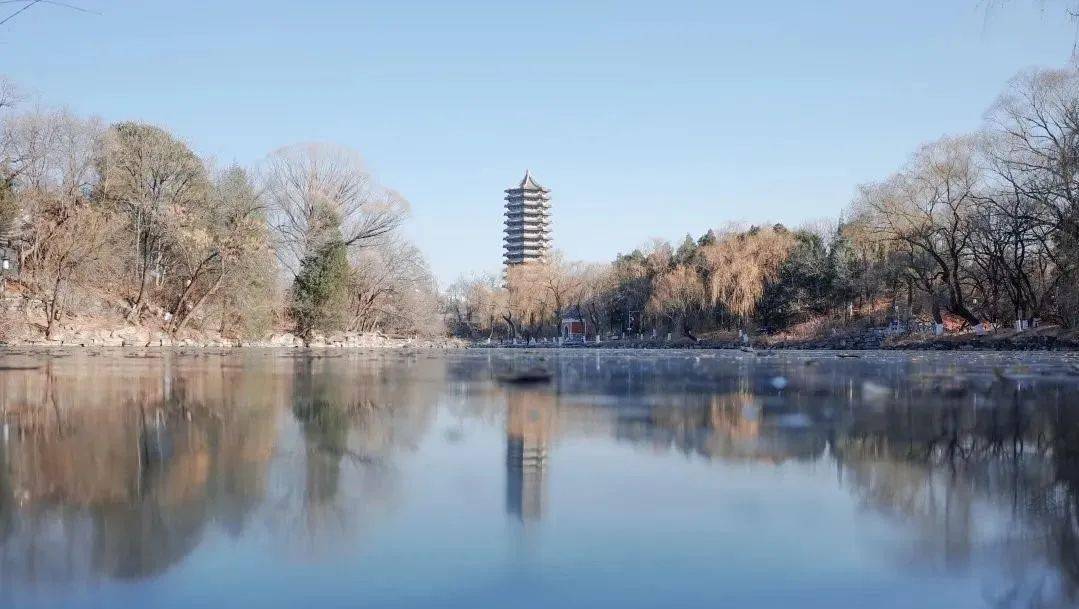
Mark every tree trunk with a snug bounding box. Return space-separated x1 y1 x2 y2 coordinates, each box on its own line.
45 272 63 339
946 291 979 326
681 315 698 342
501 314 517 339
128 267 149 323
173 274 223 335
167 253 219 333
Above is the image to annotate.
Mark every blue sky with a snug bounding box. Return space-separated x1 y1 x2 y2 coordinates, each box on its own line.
2 0 1075 283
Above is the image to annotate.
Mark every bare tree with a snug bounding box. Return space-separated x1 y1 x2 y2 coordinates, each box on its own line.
347 237 436 334
536 252 585 325
986 67 1079 242
576 263 616 336
166 165 273 334
37 206 114 338
856 137 983 325
647 264 705 339
263 143 408 276
969 136 1061 323
445 272 507 338
0 108 103 278
95 122 210 321
0 76 21 112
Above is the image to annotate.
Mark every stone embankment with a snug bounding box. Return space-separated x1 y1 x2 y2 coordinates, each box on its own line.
2 327 463 349
770 325 1079 351
879 331 1079 352
470 327 1079 352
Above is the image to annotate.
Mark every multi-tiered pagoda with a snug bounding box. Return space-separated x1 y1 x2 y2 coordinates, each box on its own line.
503 171 551 266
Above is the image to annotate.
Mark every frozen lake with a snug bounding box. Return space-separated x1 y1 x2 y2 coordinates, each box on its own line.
1 348 1078 608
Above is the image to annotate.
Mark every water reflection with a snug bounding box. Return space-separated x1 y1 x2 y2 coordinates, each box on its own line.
0 349 1077 607
282 354 438 549
0 354 280 585
505 387 552 523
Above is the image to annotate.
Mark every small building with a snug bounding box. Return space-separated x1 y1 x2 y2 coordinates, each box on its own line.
560 312 586 343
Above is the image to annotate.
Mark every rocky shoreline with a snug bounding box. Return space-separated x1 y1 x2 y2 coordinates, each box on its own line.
468 329 1079 352
4 323 1075 353
0 327 464 349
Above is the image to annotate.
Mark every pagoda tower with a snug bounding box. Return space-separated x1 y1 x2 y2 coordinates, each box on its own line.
503 171 551 266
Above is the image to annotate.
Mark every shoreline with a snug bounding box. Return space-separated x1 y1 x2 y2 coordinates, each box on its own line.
0 343 1074 355
1 337 1072 352
467 332 1079 352
0 329 464 350
2 326 1075 353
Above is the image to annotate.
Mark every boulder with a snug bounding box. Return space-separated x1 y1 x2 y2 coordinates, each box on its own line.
97 334 124 347
114 326 150 347
267 333 300 348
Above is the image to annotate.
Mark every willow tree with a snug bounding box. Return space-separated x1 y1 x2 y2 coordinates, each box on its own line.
646 264 705 339
536 253 587 324
699 225 796 328
501 262 552 341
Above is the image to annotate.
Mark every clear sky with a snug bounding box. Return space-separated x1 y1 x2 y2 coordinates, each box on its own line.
2 0 1076 284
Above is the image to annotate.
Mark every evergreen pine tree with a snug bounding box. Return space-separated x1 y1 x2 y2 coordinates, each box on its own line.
290 202 351 339
291 241 350 338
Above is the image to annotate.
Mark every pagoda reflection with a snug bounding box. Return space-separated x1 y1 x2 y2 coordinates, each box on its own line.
505 387 554 523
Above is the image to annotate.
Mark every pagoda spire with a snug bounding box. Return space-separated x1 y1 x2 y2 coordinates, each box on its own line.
519 169 544 190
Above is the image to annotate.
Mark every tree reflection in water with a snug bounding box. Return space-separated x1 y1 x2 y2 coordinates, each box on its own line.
0 351 280 586
279 353 440 553
537 353 1079 608
0 350 1076 608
